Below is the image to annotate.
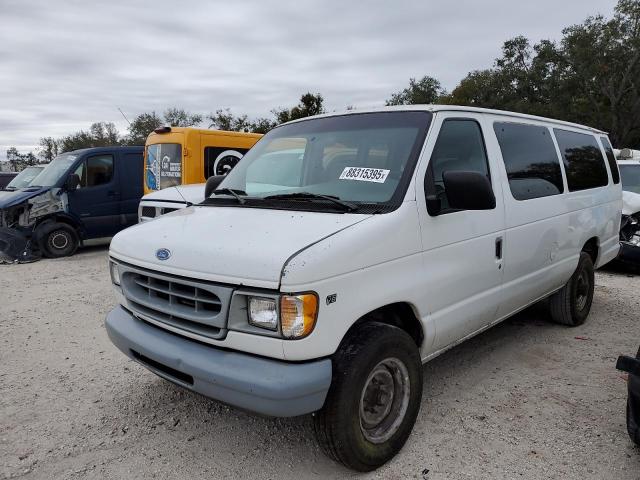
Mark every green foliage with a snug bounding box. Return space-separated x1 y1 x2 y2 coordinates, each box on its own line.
386 76 447 106
126 112 163 145
207 93 324 135
162 108 203 128
273 93 325 123
441 0 640 147
6 147 40 172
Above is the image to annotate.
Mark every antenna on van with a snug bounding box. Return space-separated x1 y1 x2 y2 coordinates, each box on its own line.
117 107 132 126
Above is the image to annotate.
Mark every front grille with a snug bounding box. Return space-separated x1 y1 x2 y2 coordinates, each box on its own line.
119 265 233 341
141 206 157 218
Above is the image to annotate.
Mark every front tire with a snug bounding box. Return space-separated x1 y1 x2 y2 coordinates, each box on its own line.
549 252 594 326
313 322 423 471
42 223 79 258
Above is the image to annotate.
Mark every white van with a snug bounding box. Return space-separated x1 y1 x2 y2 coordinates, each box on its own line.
137 184 205 222
106 106 621 471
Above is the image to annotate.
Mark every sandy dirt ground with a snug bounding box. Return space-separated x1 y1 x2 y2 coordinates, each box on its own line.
1 246 639 479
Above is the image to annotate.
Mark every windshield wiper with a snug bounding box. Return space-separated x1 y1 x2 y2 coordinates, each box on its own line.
212 188 247 204
264 192 357 212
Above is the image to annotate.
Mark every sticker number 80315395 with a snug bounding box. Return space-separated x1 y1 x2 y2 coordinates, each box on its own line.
339 167 390 183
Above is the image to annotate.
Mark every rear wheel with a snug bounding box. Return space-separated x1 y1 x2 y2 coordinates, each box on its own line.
549 252 594 326
313 322 423 471
42 223 78 258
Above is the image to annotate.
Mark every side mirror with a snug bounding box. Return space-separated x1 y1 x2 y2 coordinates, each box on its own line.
204 175 225 198
442 171 496 211
65 173 80 191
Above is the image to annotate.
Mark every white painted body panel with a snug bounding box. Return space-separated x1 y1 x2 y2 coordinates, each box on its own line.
110 106 623 363
138 184 206 222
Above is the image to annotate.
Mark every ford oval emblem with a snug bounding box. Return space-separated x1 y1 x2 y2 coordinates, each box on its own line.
156 248 171 261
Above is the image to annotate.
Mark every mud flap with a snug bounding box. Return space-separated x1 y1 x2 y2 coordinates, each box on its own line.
0 227 41 263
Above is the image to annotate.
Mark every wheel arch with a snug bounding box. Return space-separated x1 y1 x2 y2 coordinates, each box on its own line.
340 302 425 350
581 236 599 265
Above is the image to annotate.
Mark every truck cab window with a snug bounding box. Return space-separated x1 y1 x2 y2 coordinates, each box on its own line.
426 119 490 213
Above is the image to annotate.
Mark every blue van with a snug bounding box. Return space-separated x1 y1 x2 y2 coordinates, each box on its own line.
0 146 143 259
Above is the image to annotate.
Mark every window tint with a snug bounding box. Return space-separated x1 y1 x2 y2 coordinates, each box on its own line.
83 155 114 187
554 129 608 191
427 119 490 213
494 122 563 200
599 136 620 184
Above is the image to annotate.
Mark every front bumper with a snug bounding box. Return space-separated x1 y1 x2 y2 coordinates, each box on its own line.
105 306 332 417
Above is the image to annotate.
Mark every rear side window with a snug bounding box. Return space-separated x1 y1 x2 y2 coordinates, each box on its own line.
427 119 490 213
554 129 609 191
494 122 563 200
599 137 620 184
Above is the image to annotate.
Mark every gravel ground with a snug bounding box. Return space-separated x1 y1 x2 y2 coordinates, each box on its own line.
1 246 639 479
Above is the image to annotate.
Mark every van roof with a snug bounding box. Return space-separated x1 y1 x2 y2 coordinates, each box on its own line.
148 127 262 138
283 105 608 135
69 145 144 155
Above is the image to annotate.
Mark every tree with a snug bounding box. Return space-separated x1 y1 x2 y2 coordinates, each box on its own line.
443 0 640 147
273 93 325 123
56 122 122 153
6 147 39 171
126 109 203 145
163 108 203 127
386 76 447 106
127 112 163 145
38 137 59 162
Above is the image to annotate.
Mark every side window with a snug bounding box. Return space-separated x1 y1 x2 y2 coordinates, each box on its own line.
600 136 620 184
73 162 86 187
84 155 114 187
553 129 608 191
426 119 490 213
494 122 564 200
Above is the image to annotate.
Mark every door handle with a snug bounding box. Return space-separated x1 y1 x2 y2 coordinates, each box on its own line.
495 237 503 260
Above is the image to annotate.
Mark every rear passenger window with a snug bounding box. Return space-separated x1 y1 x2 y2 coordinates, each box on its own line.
554 129 609 191
427 119 490 213
494 122 563 200
599 137 620 184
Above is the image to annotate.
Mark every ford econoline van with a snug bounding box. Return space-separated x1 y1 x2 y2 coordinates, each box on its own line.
106 106 621 471
0 146 143 259
144 127 262 195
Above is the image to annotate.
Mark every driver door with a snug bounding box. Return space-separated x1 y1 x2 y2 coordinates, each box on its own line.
66 153 121 238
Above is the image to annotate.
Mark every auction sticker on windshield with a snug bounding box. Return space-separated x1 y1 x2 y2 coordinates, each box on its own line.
339 167 390 183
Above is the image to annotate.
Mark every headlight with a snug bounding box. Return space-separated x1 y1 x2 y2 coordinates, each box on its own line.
280 293 318 339
248 297 278 331
109 261 120 286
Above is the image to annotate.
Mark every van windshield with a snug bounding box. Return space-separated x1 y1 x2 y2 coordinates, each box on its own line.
30 154 78 188
620 164 640 194
212 111 431 212
146 143 182 190
5 166 44 190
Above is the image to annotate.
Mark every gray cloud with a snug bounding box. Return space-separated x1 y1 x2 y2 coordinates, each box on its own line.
0 0 617 160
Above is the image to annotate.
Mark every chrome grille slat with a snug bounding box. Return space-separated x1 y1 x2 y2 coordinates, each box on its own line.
133 277 222 308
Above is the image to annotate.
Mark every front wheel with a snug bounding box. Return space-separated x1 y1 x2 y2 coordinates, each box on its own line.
313 322 423 471
41 223 79 258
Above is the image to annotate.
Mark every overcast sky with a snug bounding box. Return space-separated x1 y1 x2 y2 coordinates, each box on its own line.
0 0 617 161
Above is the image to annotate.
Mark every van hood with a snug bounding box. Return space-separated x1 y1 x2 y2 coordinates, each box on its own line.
623 190 640 216
141 184 205 204
110 205 371 289
0 186 49 209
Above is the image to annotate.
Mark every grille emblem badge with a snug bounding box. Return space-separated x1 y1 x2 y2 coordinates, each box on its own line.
156 248 171 261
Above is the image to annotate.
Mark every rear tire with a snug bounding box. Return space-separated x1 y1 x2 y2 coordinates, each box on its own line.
549 252 594 326
42 223 78 258
313 322 423 472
